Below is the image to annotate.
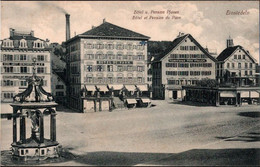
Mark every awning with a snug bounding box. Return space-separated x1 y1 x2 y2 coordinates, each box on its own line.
124 85 136 91
96 85 108 92
85 85 96 92
126 99 137 104
241 91 250 98
136 85 148 91
141 98 151 103
108 84 123 90
251 91 260 98
220 91 236 98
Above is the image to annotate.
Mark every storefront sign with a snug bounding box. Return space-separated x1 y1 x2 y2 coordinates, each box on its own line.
168 59 206 62
97 61 133 64
2 63 45 66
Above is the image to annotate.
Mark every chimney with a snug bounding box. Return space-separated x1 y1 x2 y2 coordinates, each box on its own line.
9 28 15 37
103 18 106 23
30 30 34 37
65 14 71 41
226 35 234 48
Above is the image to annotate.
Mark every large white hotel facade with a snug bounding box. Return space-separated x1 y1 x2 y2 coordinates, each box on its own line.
0 28 51 102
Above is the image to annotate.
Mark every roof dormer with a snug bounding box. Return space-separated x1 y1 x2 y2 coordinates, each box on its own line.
33 39 44 49
19 39 27 48
2 39 14 48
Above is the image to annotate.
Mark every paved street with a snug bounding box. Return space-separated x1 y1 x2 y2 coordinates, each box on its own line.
1 100 260 166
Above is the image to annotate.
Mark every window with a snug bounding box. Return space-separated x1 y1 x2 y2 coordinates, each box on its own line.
234 55 237 59
107 53 115 59
166 71 177 75
245 71 248 76
56 85 64 89
250 71 252 75
168 80 176 85
116 44 124 50
97 65 103 72
37 55 45 61
117 77 123 83
20 67 28 73
117 65 123 72
137 66 144 72
127 66 133 71
128 76 133 82
137 55 144 60
4 67 13 73
86 65 93 72
3 80 14 86
250 63 253 68
238 63 241 68
245 63 248 68
166 63 177 67
232 63 235 68
106 44 114 49
4 92 14 99
137 77 142 83
243 55 245 59
178 63 189 68
95 43 104 49
126 44 133 50
86 43 94 49
108 77 113 83
238 55 241 59
190 71 200 76
201 71 211 76
84 54 94 59
3 54 13 61
37 67 44 73
86 77 93 83
117 54 122 60
227 63 230 68
20 81 27 87
178 71 189 76
56 92 64 96
107 65 113 72
95 53 103 59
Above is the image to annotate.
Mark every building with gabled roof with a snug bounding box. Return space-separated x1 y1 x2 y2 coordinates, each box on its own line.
65 19 150 112
0 28 51 102
151 33 217 100
216 37 258 86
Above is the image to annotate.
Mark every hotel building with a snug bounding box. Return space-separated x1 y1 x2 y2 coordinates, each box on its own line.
216 37 258 86
0 28 51 102
151 33 217 100
65 18 150 112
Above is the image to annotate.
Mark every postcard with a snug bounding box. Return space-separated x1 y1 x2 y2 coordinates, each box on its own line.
1 1 259 166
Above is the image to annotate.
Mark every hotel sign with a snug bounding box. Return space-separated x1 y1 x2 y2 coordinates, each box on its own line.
97 61 133 65
168 59 207 62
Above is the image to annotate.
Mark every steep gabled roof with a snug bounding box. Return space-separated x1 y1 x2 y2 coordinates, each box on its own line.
153 34 188 62
80 22 150 39
217 45 256 63
152 34 217 62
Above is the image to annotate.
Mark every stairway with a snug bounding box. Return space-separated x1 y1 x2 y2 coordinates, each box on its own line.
113 97 125 109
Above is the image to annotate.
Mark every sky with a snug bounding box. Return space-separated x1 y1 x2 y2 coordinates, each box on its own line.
1 1 259 62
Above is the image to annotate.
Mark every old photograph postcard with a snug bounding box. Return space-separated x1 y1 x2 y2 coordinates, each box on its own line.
1 1 259 166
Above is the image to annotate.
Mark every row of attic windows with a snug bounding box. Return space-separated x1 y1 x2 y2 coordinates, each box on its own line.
1 40 45 48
